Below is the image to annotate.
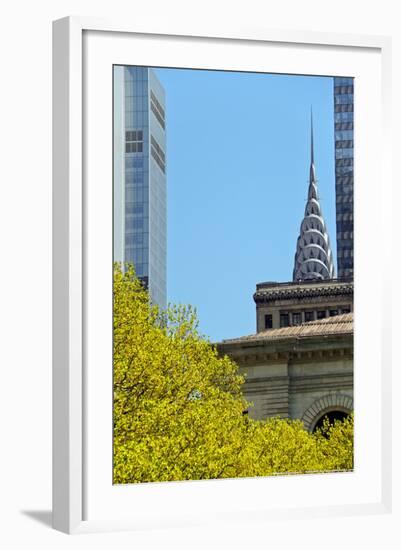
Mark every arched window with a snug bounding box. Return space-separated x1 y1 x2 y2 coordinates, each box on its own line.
312 410 349 432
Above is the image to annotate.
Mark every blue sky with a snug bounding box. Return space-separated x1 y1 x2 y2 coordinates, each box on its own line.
154 68 335 342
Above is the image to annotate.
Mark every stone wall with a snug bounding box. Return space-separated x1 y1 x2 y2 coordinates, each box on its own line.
218 333 353 431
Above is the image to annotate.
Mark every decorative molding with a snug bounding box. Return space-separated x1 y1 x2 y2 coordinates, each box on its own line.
254 282 353 304
224 345 353 366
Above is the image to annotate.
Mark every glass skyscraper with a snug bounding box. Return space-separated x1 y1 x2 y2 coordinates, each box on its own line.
113 66 167 308
333 77 354 279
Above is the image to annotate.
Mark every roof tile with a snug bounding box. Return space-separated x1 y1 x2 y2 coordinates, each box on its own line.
221 312 353 344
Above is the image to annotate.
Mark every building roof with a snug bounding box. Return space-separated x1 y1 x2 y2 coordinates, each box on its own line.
220 312 353 345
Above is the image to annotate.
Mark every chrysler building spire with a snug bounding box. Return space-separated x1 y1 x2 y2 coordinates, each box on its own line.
293 112 335 282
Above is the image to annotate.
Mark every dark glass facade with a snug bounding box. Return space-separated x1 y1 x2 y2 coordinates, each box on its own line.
114 66 167 308
334 77 354 279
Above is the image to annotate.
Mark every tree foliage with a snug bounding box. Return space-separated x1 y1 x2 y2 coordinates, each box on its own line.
314 413 354 472
113 264 353 483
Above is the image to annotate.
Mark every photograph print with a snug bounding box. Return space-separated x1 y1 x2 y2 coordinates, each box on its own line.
113 65 354 484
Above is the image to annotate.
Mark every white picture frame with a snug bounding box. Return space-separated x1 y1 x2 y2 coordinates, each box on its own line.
52 16 393 535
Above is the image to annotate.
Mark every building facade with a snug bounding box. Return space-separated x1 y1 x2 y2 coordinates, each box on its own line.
113 66 167 308
218 313 353 431
255 278 353 331
334 77 354 279
226 279 354 429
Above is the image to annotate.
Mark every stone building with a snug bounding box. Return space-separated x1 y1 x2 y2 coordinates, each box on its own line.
218 312 353 431
255 278 353 331
217 114 353 431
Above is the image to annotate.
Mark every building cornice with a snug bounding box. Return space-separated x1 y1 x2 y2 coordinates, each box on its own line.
217 333 353 366
254 279 353 304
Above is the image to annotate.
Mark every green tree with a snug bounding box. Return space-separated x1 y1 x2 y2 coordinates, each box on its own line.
113 264 249 483
113 264 353 483
236 418 330 477
315 413 354 472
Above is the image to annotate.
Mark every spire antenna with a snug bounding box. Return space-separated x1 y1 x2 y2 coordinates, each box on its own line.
309 107 316 184
310 106 314 165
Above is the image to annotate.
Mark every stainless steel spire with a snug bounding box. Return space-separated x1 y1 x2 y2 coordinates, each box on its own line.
293 112 335 281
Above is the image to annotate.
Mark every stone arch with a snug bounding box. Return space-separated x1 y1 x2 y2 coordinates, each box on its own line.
301 393 353 432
